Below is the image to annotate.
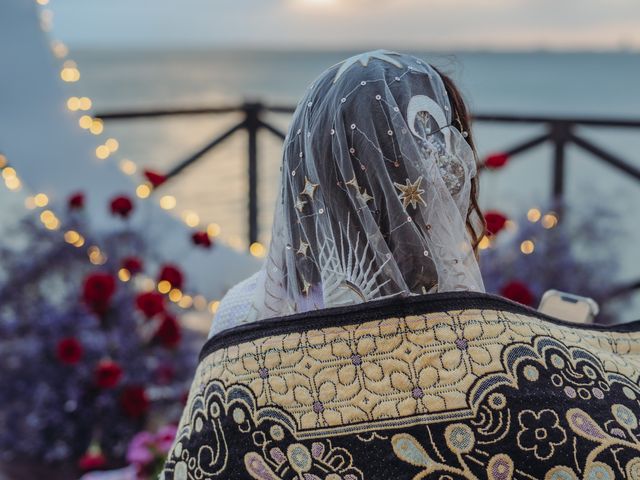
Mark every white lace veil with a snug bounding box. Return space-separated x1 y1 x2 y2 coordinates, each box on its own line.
249 50 484 322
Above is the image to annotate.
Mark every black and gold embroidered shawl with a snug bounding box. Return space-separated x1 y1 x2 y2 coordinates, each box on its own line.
162 292 640 479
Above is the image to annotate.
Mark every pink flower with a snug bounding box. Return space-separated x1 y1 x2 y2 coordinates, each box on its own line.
126 431 155 466
156 425 178 453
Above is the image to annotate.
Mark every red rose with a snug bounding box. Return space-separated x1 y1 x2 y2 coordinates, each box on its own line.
484 152 510 169
155 364 175 384
121 386 150 418
83 273 116 315
121 256 143 274
95 359 123 389
500 280 535 307
78 451 107 471
135 291 165 318
191 231 212 248
143 169 167 188
56 337 83 365
155 314 181 348
68 192 85 210
158 264 183 290
484 211 508 236
110 195 134 218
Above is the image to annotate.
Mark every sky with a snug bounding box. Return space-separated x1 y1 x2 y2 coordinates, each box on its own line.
49 0 640 51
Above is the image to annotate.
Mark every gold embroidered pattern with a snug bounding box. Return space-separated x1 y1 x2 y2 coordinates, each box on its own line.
194 309 640 431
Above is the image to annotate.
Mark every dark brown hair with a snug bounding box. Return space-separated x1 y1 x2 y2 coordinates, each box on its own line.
434 68 486 255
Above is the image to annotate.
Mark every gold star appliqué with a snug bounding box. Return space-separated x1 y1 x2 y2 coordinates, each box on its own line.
394 176 426 210
346 175 374 205
294 197 307 213
301 279 311 295
297 241 310 256
300 177 319 199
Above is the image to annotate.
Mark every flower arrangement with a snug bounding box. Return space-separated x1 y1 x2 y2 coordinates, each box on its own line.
0 193 198 475
126 425 177 479
480 201 627 323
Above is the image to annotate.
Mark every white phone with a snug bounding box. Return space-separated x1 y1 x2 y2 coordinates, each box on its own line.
538 290 599 324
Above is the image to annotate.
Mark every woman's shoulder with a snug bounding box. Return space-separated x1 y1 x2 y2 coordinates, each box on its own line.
208 271 261 338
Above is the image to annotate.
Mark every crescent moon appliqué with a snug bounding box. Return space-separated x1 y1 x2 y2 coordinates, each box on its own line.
406 95 448 138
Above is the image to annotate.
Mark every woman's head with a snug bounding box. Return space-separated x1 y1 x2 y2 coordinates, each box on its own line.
256 50 485 319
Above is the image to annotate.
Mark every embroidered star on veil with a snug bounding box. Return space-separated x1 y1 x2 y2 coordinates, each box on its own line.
333 50 403 82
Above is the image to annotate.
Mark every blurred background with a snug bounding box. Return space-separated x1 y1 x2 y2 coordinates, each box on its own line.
0 0 639 478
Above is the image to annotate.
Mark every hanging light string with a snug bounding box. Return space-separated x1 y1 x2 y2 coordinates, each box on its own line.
0 153 221 314
35 0 267 257
2 0 230 314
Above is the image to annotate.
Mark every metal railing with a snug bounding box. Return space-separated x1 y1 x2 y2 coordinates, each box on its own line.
96 102 640 299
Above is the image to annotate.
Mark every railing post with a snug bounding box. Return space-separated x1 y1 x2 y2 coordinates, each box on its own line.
245 102 261 246
550 122 571 208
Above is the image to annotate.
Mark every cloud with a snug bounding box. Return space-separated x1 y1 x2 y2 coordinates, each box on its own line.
49 0 640 50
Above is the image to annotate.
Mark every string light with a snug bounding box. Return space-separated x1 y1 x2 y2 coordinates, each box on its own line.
95 145 110 160
118 268 131 282
541 212 558 229
89 118 104 135
39 9 53 31
136 184 151 198
34 193 49 207
193 295 207 311
40 5 233 242
78 115 93 129
527 208 541 223
2 167 17 179
64 230 80 244
60 61 80 83
24 196 37 209
66 97 81 111
169 288 182 303
119 159 137 175
88 246 107 265
207 223 221 237
208 300 220 314
520 240 535 255
157 280 171 294
478 235 491 250
178 295 193 309
40 210 60 230
51 40 68 59
159 195 176 210
182 210 200 228
138 276 156 291
105 138 119 152
249 242 266 257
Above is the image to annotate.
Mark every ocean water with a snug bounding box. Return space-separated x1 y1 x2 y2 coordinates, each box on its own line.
33 49 640 314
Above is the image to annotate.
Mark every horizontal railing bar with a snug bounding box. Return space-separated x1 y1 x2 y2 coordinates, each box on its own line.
96 105 244 119
265 105 297 114
473 114 640 128
95 104 640 129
